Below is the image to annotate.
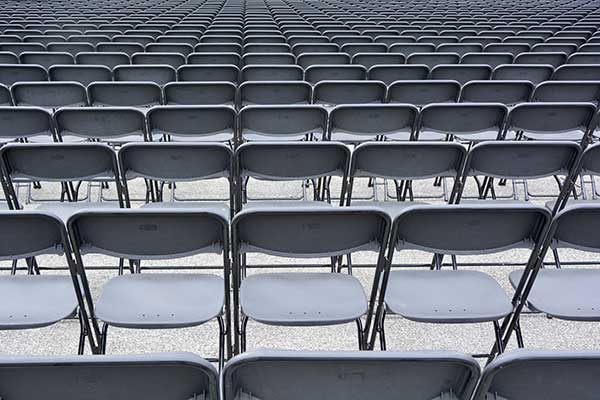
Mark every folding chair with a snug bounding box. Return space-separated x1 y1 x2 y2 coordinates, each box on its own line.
242 52 295 65
147 106 236 142
473 350 600 400
96 42 144 56
503 103 595 141
240 65 302 82
0 353 218 400
0 42 45 55
88 82 162 109
0 51 18 64
176 65 239 83
232 207 390 352
291 43 339 56
48 65 112 86
416 103 508 141
552 65 600 81
164 82 236 107
492 64 554 85
131 52 186 69
312 80 386 107
223 350 480 400
532 81 600 104
461 52 513 68
514 52 568 67
369 204 550 354
460 80 534 106
407 53 460 69
0 64 47 86
237 81 311 107
305 65 367 84
55 107 147 144
47 42 95 56
68 209 230 367
351 53 404 69
0 107 54 144
0 83 10 106
367 65 429 85
113 65 176 86
296 52 351 69
430 64 492 84
187 52 242 67
20 51 74 69
567 52 600 64
238 105 328 142
389 43 436 56
146 42 193 56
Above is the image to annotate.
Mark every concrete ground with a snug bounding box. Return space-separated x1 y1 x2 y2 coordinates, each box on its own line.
1 175 599 362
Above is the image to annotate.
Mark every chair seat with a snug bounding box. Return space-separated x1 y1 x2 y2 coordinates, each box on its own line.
0 275 78 329
523 130 585 141
385 270 512 323
241 272 367 326
141 201 230 220
36 202 121 222
545 199 600 210
510 269 600 321
96 273 224 329
169 133 234 142
329 131 380 143
242 133 310 142
350 200 428 218
454 130 516 142
243 200 333 209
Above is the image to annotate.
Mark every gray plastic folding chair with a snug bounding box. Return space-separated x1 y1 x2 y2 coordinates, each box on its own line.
0 106 54 144
67 209 230 367
132 52 186 69
430 64 492 84
54 107 147 143
407 53 461 69
75 52 130 69
0 352 218 400
296 52 350 69
114 65 176 86
461 52 514 68
460 80 534 106
305 65 367 84
238 105 328 142
88 82 162 109
164 82 236 106
312 80 386 107
567 52 600 64
232 207 390 352
20 51 74 69
97 42 144 56
532 81 600 105
0 52 18 64
242 52 295 65
178 65 240 83
368 65 430 85
48 64 112 86
492 64 554 85
504 102 595 142
224 350 480 400
514 52 568 67
328 104 418 142
47 42 95 56
351 52 404 69
552 64 600 81
387 80 461 107
0 64 47 86
237 81 311 107
147 106 235 143
240 65 302 82
416 103 508 141
369 204 550 354
11 82 87 109
0 83 10 106
187 52 242 67
473 350 600 400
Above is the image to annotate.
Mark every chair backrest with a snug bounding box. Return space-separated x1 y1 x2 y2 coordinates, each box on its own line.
430 64 492 85
514 52 567 67
407 52 460 68
0 211 67 259
549 203 600 252
368 65 429 85
391 204 550 255
232 207 389 258
296 52 350 68
312 80 386 106
147 106 236 142
242 52 295 65
0 83 10 106
387 80 460 106
351 52 404 68
223 350 480 400
20 51 74 69
305 65 367 83
238 105 328 142
553 64 600 81
474 350 600 400
69 209 228 259
240 64 302 82
492 64 554 85
48 65 112 86
460 80 533 106
11 81 87 109
163 82 236 106
0 352 217 400
461 52 513 68
88 82 162 108
238 81 311 107
54 107 146 142
132 52 186 69
178 64 240 83
187 52 241 67
0 64 47 86
113 65 176 86
580 143 600 177
76 51 130 69
0 106 53 141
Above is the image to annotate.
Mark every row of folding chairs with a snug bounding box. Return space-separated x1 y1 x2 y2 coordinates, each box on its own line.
0 349 596 399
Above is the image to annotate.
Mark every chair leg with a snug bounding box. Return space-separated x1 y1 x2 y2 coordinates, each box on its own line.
217 316 226 371
100 323 109 354
355 318 365 350
10 259 17 275
552 247 562 269
240 315 249 353
493 320 504 354
515 318 525 348
378 309 387 350
77 311 86 355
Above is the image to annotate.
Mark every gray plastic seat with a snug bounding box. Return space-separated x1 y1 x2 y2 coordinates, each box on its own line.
194 43 242 54
368 65 429 85
48 65 112 86
485 43 531 56
460 80 534 106
351 53 404 69
67 209 229 366
146 42 193 56
187 52 242 67
312 80 386 107
305 65 367 83
0 64 47 86
114 65 176 86
178 65 240 83
233 207 389 351
552 64 600 81
430 64 492 84
147 106 236 142
238 105 328 142
514 52 568 67
567 52 600 64
47 42 95 56
291 43 339 56
234 73 310 103
164 82 236 106
0 51 18 64
89 82 162 109
75 52 130 69
240 64 302 82
492 64 554 85
389 43 436 56
11 82 87 109
532 81 600 105
296 52 350 68
20 51 74 69
504 102 595 141
242 52 295 65
416 103 508 141
132 52 186 69
0 353 218 400
97 42 144 56
55 107 147 143
0 42 45 55
388 80 460 108
0 106 53 143
329 104 418 142
0 84 10 106
461 52 514 68
473 350 600 400
407 53 460 68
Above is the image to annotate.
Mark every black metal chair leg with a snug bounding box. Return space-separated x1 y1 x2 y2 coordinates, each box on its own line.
100 323 109 354
356 318 365 350
77 311 86 355
240 315 248 353
493 320 504 354
218 316 226 371
515 318 525 348
378 309 387 350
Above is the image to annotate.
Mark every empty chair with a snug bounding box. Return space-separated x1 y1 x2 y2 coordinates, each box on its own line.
75 52 129 69
188 52 241 67
329 104 418 142
416 103 508 141
232 206 389 351
389 43 436 56
460 81 534 106
485 43 530 56
55 107 146 143
312 80 386 107
305 65 366 84
532 81 600 105
0 64 47 86
47 42 95 56
68 209 229 367
97 42 144 56
368 65 429 85
242 53 295 65
113 65 176 86
341 43 387 57
132 52 186 69
504 103 595 141
461 53 513 69
0 353 218 399
88 82 162 109
0 107 54 144
0 42 45 55
164 82 236 106
438 43 483 56
387 80 461 107
296 53 351 69
238 81 311 107
351 53 404 69
49 65 112 86
568 53 600 64
552 65 600 81
407 53 460 68
369 204 549 352
532 43 577 55
68 34 110 46
291 43 340 56
20 51 74 69
0 51 18 64
240 65 302 82
0 84 10 106
224 350 479 400
147 106 236 142
11 81 87 109
195 43 242 54
514 52 567 67
145 43 193 56
239 105 327 142
473 350 600 400
113 35 155 46
178 65 240 83
492 64 554 85
430 64 492 84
